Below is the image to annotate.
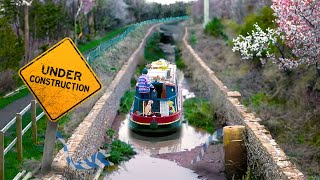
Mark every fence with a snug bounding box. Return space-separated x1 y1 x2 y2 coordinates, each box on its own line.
0 100 45 180
86 16 189 63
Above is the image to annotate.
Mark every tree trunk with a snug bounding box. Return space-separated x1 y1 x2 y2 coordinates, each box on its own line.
316 62 320 76
74 16 77 45
89 11 95 36
24 4 30 63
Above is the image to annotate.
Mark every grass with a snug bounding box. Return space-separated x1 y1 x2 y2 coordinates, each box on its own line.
242 166 259 180
78 27 127 53
118 90 135 115
4 108 69 179
175 47 186 69
107 139 136 164
0 88 30 110
204 18 228 41
144 32 165 62
183 98 215 133
188 30 197 47
242 92 286 109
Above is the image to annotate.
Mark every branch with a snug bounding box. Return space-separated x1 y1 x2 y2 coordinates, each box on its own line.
75 0 83 18
22 0 33 6
275 43 285 59
295 8 316 29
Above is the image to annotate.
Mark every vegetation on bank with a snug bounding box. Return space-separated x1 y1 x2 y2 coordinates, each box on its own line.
175 47 187 69
103 128 136 165
78 27 127 53
0 88 30 110
183 98 215 133
243 167 259 180
204 18 228 41
118 90 135 114
108 140 136 164
188 30 197 47
5 111 69 179
144 32 165 62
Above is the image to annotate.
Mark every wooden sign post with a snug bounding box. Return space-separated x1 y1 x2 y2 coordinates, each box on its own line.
41 120 58 174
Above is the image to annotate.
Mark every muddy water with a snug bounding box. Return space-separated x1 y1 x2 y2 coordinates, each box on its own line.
103 71 210 179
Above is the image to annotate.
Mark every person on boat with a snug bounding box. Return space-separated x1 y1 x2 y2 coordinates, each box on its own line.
138 68 154 100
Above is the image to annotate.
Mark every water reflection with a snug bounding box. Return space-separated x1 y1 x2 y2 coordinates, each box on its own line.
118 114 210 155
104 154 199 180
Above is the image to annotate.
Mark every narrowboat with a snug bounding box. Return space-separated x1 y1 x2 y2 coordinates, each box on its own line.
130 59 182 133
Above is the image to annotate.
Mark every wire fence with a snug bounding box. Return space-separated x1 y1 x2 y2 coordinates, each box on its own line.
86 16 189 64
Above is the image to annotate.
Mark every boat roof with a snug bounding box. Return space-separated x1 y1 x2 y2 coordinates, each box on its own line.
147 59 177 85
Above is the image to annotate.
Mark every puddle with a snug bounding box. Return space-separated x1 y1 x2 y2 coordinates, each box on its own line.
103 154 199 180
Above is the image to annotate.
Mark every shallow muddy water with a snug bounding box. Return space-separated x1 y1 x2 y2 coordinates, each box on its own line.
117 115 210 155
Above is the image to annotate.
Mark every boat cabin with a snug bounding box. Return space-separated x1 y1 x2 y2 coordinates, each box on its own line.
133 59 179 117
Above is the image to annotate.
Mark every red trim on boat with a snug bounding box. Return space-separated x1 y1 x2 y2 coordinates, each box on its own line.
131 111 181 124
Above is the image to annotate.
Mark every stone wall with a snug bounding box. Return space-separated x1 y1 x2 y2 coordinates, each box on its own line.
50 24 159 179
181 27 305 180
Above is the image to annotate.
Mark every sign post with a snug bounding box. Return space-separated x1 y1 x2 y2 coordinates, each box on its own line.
19 38 102 174
41 120 58 174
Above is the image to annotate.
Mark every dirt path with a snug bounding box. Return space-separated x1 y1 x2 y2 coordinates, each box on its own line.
0 93 34 129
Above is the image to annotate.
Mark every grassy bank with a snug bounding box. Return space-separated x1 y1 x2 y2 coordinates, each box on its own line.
4 109 69 179
183 98 215 133
118 90 135 114
78 27 127 53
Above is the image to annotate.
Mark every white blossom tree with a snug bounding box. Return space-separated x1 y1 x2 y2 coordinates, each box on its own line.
233 0 320 73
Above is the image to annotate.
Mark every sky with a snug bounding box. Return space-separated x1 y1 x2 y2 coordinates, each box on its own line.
146 0 195 5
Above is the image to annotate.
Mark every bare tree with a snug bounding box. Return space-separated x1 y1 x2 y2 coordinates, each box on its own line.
22 0 32 63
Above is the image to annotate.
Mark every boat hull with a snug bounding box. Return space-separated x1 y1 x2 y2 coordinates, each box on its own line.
129 111 182 133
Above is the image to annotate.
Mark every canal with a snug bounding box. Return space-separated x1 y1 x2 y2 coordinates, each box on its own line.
102 23 226 180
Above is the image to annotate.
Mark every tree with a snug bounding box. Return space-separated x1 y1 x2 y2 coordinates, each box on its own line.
0 17 24 70
22 0 33 63
271 0 320 73
233 0 320 73
73 0 95 45
30 0 64 42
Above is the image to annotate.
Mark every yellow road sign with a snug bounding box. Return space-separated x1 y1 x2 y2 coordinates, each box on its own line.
19 38 102 122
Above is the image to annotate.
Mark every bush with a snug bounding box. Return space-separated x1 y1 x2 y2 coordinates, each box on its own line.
188 30 197 47
108 140 136 164
239 6 276 36
0 69 17 95
204 17 228 41
175 47 186 69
